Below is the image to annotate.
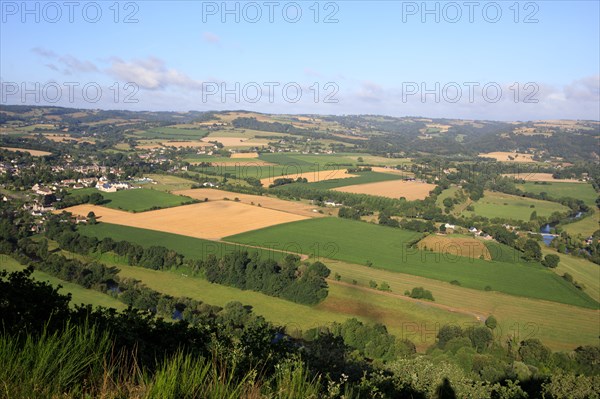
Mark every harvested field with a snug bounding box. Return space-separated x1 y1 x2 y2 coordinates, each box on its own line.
44 134 94 143
161 141 208 148
334 179 436 200
479 152 535 162
63 201 308 240
370 166 414 177
136 143 163 150
416 234 492 260
502 173 585 183
261 169 357 187
201 136 268 147
1 147 51 156
230 152 259 158
174 188 326 218
208 160 275 168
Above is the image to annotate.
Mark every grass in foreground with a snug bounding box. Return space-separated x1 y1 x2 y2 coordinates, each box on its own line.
1 322 320 399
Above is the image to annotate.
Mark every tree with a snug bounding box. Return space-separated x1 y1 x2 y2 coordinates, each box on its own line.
379 281 391 292
443 198 454 209
87 211 97 224
519 338 551 367
530 210 538 220
89 192 104 205
466 326 493 353
541 254 560 268
439 223 447 233
485 315 497 330
437 325 463 349
523 239 542 262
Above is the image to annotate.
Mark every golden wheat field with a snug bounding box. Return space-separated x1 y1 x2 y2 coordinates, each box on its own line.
370 166 414 177
334 179 436 200
478 152 536 162
1 147 52 156
416 234 492 260
201 136 269 147
230 152 260 158
173 188 326 218
501 173 584 183
63 201 308 240
260 169 357 187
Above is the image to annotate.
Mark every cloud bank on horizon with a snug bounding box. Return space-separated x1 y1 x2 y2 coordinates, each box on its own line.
1 1 598 121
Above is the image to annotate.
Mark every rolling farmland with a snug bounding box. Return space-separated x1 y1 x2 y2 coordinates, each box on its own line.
225 218 598 308
65 200 308 240
334 179 436 200
462 191 570 221
70 188 193 212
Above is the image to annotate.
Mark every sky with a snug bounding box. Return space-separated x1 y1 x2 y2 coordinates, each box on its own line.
1 0 599 120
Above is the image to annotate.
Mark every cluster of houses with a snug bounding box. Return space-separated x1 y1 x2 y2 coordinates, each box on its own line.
467 226 493 240
96 180 132 193
440 223 494 240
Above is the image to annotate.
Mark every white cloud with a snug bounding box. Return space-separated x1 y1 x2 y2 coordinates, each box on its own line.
107 57 204 90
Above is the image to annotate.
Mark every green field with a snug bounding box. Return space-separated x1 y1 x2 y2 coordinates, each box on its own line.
517 182 598 208
71 188 192 212
225 218 598 308
435 186 459 206
142 174 197 192
304 171 403 190
74 252 475 349
542 247 600 303
1 255 125 310
259 152 409 168
185 155 261 164
77 223 285 261
322 259 600 350
483 241 526 263
561 213 599 237
135 126 208 139
462 191 569 221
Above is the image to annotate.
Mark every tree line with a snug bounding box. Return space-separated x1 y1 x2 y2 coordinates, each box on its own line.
43 213 331 305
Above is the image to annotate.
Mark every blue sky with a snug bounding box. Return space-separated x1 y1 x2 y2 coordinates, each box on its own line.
1 0 599 120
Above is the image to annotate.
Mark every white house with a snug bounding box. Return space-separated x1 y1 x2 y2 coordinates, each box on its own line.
444 223 456 230
97 183 117 193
